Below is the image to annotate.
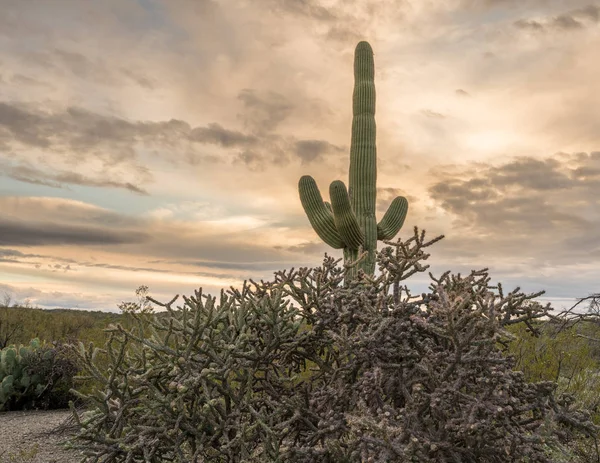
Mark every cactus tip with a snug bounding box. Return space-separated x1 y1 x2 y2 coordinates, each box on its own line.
356 41 373 53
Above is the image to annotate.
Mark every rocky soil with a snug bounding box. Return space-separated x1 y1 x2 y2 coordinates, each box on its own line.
0 409 82 463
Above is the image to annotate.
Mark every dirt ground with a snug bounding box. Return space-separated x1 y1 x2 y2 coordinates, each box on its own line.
0 409 82 463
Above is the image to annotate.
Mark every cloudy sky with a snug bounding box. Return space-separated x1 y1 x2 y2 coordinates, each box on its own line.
1 0 599 313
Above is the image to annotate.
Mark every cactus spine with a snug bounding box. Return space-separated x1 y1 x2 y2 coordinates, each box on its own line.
299 41 409 280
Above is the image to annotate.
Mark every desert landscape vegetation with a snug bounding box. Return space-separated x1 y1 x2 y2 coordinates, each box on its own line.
2 1 600 462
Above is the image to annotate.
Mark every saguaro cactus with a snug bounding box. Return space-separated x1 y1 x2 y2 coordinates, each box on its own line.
299 41 409 281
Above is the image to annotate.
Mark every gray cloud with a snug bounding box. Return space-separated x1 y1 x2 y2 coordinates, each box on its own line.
84 261 193 274
553 14 584 29
580 4 600 20
190 123 258 147
0 196 321 278
0 196 144 229
325 25 364 43
234 150 265 169
0 248 79 271
0 103 223 164
0 218 149 246
267 0 338 22
0 102 337 184
514 4 600 32
52 172 147 194
461 0 589 9
231 135 345 170
294 139 344 164
487 157 573 190
0 102 49 147
428 152 600 263
255 0 407 44
46 263 72 273
0 103 166 167
53 49 98 79
237 89 294 133
0 248 77 264
1 161 148 194
0 249 30 258
513 19 544 30
572 165 600 178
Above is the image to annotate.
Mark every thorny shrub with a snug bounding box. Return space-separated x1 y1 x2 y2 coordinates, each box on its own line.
64 228 597 462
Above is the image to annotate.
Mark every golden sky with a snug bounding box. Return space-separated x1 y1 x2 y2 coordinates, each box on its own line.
1 0 599 312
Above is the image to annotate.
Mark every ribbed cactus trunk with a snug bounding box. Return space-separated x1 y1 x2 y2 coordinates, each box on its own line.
346 41 378 278
298 41 409 284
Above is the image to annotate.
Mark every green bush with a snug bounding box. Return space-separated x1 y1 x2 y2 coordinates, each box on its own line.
508 320 600 461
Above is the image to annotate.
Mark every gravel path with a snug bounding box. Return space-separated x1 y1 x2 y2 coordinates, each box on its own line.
0 409 83 463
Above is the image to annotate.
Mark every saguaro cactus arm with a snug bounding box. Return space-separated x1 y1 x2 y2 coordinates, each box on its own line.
298 41 410 280
377 196 409 240
299 175 345 249
329 180 364 249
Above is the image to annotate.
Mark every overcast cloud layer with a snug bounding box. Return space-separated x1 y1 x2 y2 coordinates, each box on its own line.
1 0 599 312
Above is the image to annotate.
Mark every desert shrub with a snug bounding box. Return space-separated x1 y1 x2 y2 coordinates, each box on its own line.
0 338 80 411
65 228 597 462
509 316 600 461
27 340 82 409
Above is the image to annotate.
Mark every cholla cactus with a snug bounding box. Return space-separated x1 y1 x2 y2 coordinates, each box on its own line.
65 228 597 462
299 41 408 281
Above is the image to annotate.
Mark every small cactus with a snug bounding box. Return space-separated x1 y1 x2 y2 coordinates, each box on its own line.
299 41 408 281
0 338 73 411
